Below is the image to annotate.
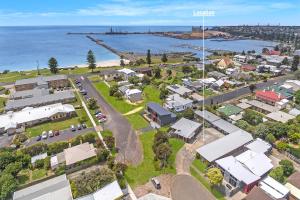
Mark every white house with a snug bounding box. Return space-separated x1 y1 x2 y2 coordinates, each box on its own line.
125 88 143 102
164 94 193 112
167 84 192 96
118 68 136 80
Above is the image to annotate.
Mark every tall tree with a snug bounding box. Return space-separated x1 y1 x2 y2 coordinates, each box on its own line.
161 53 168 63
48 57 58 74
120 55 125 67
292 55 300 72
146 49 152 67
87 50 96 72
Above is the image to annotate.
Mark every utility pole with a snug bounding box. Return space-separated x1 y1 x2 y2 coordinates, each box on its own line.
36 60 40 75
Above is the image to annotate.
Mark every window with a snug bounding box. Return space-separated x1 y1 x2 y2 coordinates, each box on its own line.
229 175 237 187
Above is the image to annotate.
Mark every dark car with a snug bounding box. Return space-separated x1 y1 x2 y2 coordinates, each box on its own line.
70 125 76 132
151 178 161 189
95 110 101 115
54 130 60 136
80 90 87 95
36 135 42 141
77 124 82 130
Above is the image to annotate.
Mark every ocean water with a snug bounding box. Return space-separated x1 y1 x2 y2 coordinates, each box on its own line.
0 26 277 71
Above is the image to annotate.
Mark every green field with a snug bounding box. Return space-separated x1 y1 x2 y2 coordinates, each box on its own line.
31 169 47 181
192 158 208 173
125 130 184 188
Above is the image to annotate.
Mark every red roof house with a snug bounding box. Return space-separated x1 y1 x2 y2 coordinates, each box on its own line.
241 65 256 72
255 90 285 105
269 50 281 56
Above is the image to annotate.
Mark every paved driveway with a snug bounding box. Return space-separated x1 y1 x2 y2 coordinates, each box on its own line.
77 75 142 165
171 174 215 200
25 127 94 146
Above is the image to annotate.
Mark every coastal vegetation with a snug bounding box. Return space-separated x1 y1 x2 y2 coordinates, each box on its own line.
87 50 96 72
48 57 59 74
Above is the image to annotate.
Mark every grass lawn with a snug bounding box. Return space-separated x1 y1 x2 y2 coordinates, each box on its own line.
26 108 90 137
192 158 207 173
88 75 101 82
200 89 216 97
125 130 184 188
0 97 7 113
125 113 149 130
31 169 47 181
143 85 162 105
93 81 137 114
190 167 225 200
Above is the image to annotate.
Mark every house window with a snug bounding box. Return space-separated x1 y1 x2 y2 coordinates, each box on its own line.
229 175 237 187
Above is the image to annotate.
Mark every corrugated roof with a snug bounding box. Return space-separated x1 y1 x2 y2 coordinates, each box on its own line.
246 138 272 154
194 110 221 123
15 75 67 86
197 129 253 162
212 119 240 134
147 102 172 116
64 143 97 166
171 118 202 139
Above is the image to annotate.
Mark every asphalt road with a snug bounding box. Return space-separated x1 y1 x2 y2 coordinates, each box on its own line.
202 74 293 105
77 75 142 165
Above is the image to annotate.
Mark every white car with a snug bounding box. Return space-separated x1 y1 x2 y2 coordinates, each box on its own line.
41 131 48 139
48 130 54 137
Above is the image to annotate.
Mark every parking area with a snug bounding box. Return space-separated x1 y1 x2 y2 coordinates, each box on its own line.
26 127 94 146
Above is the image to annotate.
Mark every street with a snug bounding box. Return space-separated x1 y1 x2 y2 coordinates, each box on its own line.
76 75 143 165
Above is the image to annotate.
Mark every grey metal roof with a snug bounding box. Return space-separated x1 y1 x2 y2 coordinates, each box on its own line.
147 102 172 116
6 91 75 111
100 69 119 75
197 129 253 162
13 174 73 200
212 119 240 134
195 110 221 123
171 118 202 139
15 75 67 86
11 88 50 99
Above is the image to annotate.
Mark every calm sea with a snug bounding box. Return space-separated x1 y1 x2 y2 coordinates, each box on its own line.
0 26 277 71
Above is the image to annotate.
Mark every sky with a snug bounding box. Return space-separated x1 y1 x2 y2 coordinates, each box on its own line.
0 0 300 26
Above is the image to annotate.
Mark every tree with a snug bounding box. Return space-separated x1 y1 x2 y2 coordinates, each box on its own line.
87 50 96 72
87 98 98 110
128 76 140 86
281 57 289 65
206 168 223 186
243 109 263 126
265 133 276 144
113 91 123 100
276 141 288 151
181 108 195 120
120 55 125 67
279 160 294 177
292 55 300 72
249 84 256 93
241 50 246 55
153 67 161 79
182 66 193 74
104 136 115 150
48 57 58 74
142 75 151 85
109 85 119 96
166 69 172 76
159 88 169 100
274 45 280 51
146 49 152 67
161 53 168 63
262 48 269 54
0 173 18 200
155 143 172 168
269 167 284 183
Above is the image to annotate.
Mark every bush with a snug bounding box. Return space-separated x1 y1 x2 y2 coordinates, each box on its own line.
48 141 68 155
279 159 294 177
12 134 28 146
34 159 45 169
82 133 96 144
104 136 115 150
97 149 110 162
21 143 48 157
265 134 276 144
269 167 284 183
276 141 288 151
44 157 51 170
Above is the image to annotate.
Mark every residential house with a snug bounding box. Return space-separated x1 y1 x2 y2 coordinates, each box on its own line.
226 68 238 75
138 193 171 200
259 176 290 199
244 186 274 200
100 69 122 81
255 90 285 106
5 90 75 111
266 111 295 123
211 79 224 91
182 79 203 91
241 64 256 72
170 118 202 142
166 84 192 96
13 174 73 200
201 78 217 87
284 80 300 92
294 50 300 56
285 171 300 200
64 142 97 168
217 57 234 69
50 152 66 169
245 138 272 155
118 68 136 80
233 55 247 63
15 75 69 91
125 89 143 102
289 108 300 117
76 180 123 200
10 88 49 100
244 100 279 114
146 102 176 126
217 104 243 121
196 129 253 163
0 103 75 135
31 153 48 167
134 67 152 76
164 94 193 112
207 71 227 80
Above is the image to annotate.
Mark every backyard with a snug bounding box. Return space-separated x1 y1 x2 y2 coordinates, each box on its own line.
125 130 184 188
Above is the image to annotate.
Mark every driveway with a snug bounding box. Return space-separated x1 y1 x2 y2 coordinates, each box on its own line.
176 128 223 175
171 174 215 200
77 75 142 165
0 134 13 148
25 127 94 146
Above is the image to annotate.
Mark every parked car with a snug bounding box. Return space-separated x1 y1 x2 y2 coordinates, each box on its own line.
48 130 54 137
82 123 87 129
80 90 87 95
77 124 82 130
98 117 107 123
54 130 60 136
41 131 48 139
95 110 101 115
97 114 106 119
70 125 76 132
151 178 161 189
36 135 42 141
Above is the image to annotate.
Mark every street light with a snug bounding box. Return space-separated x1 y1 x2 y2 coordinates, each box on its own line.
193 10 215 141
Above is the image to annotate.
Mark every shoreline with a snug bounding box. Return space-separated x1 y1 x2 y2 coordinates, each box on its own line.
65 59 130 68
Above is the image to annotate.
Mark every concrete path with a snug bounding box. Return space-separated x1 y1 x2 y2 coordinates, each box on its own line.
123 106 144 116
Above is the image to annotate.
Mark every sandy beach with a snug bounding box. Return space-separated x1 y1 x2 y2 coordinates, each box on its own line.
70 59 130 68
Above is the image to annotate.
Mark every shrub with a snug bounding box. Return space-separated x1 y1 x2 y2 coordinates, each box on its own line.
269 167 284 183
104 136 115 150
21 143 48 157
34 159 45 169
276 141 288 151
48 141 68 155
